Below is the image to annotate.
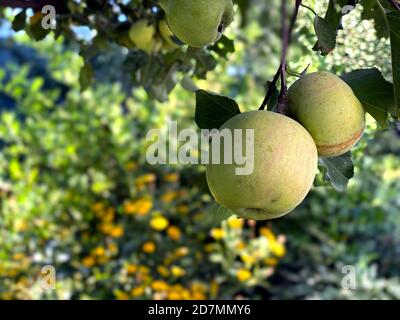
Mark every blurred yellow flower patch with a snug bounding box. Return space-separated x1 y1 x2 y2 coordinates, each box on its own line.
126 264 138 274
114 290 130 300
167 225 182 241
227 217 244 229
176 205 190 215
151 280 169 292
82 256 96 268
171 266 186 277
164 173 179 183
157 265 170 277
236 268 252 282
161 191 179 203
123 197 153 216
135 174 156 188
109 225 124 238
210 228 225 240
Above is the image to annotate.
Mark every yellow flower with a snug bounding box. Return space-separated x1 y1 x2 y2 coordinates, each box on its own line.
241 253 256 266
260 227 276 243
157 265 170 277
167 225 182 241
102 208 115 222
161 191 179 203
174 247 189 257
176 205 190 215
114 290 130 300
264 257 278 266
151 280 169 292
236 268 252 282
82 256 96 268
270 242 286 258
131 286 145 298
236 241 246 250
204 243 214 253
227 217 244 229
167 291 181 300
91 202 104 212
171 265 186 277
13 253 25 261
139 265 150 274
210 280 219 298
150 215 169 231
210 228 225 240
107 243 118 255
126 264 138 274
99 223 113 234
191 282 207 293
191 292 206 300
92 246 106 257
123 197 153 216
142 241 156 254
164 173 179 183
135 174 157 188
109 225 124 238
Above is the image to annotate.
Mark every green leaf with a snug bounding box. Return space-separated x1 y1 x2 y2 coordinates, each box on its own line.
79 62 93 92
313 16 337 55
320 152 354 192
313 0 356 55
195 90 241 130
341 68 395 127
12 10 26 32
386 10 400 114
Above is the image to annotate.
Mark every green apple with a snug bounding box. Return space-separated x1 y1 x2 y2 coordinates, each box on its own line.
129 19 157 53
206 110 318 221
158 20 180 49
287 71 365 158
162 0 234 48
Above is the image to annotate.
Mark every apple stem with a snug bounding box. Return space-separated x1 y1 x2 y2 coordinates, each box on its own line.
259 0 303 112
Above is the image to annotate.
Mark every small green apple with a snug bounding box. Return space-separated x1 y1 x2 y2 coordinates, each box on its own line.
162 0 234 48
206 110 318 221
287 71 365 158
129 19 157 53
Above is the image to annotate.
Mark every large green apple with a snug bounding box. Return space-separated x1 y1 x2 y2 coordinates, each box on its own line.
161 0 234 48
287 71 365 158
206 111 318 221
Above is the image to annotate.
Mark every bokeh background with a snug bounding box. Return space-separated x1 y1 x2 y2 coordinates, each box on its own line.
1 0 400 300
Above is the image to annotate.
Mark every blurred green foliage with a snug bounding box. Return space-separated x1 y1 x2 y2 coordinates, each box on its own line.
0 1 399 300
